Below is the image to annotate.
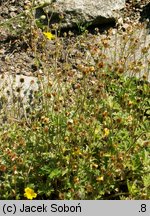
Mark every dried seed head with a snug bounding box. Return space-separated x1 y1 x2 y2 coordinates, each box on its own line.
20 78 24 83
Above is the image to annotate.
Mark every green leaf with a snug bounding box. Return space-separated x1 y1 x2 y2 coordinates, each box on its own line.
48 169 62 179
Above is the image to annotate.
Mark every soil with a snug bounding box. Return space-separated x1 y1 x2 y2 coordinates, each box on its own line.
0 0 150 77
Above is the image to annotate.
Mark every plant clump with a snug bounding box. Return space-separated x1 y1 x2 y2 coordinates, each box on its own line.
0 0 149 200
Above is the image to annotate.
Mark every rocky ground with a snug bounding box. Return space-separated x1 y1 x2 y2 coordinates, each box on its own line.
0 0 150 77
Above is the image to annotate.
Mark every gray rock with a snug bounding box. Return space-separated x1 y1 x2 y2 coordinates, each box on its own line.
0 74 39 106
35 0 125 29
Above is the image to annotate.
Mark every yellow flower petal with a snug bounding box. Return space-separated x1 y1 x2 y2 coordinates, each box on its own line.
103 128 110 137
43 31 55 40
24 187 37 200
96 176 104 181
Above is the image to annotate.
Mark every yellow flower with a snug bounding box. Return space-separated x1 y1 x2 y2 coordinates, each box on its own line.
43 31 55 40
96 176 104 182
103 128 110 137
24 187 37 200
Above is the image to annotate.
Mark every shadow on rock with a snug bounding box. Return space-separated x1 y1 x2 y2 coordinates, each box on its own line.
140 2 150 33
